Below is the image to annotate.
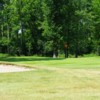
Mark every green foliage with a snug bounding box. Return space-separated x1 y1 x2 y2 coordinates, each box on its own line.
0 0 99 57
0 37 9 46
92 0 100 55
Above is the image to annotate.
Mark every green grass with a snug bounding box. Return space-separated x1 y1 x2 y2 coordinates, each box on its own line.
0 56 100 69
0 55 100 100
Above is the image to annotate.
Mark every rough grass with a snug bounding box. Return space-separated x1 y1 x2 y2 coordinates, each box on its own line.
0 55 100 100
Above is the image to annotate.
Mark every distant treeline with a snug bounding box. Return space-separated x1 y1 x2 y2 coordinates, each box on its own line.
0 0 100 57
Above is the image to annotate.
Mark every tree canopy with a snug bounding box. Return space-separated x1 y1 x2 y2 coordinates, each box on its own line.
0 0 100 57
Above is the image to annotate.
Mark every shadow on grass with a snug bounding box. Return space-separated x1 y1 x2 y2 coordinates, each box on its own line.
0 56 65 62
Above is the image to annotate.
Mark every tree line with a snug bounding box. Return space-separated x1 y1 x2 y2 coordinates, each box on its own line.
0 0 100 58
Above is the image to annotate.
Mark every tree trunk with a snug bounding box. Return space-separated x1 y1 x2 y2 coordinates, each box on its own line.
64 48 69 58
75 43 78 58
1 10 4 37
53 51 56 58
53 47 58 58
7 24 10 54
20 21 26 55
1 23 4 37
97 45 100 56
75 51 78 58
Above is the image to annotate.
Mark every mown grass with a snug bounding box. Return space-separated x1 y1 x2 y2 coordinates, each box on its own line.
0 54 100 100
0 55 100 69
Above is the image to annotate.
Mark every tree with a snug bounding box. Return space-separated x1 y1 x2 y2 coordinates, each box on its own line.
0 0 99 57
41 0 62 57
92 0 100 55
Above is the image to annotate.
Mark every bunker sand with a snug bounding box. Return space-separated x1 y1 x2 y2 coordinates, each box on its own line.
0 64 34 73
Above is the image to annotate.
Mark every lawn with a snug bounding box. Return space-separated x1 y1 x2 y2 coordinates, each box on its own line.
0 55 100 100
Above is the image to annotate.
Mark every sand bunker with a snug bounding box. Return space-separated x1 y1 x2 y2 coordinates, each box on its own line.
0 64 33 73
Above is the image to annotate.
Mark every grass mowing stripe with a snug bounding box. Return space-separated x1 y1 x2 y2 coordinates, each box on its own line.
0 56 100 100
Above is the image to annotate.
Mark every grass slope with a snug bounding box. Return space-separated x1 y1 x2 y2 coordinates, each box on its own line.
0 56 100 100
0 56 100 69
